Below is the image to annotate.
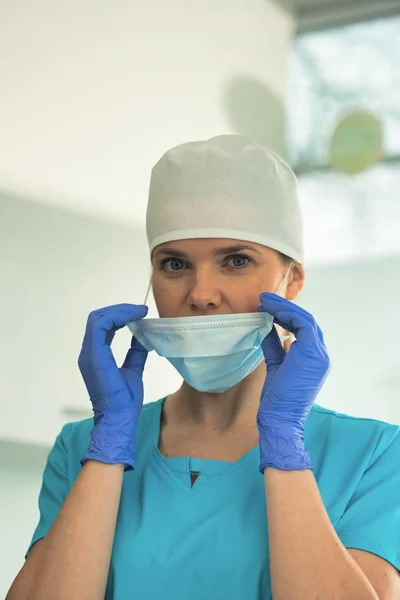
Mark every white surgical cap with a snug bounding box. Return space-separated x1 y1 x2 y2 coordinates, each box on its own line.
146 134 304 263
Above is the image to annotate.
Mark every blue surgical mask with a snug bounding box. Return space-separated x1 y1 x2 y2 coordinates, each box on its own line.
127 311 275 393
127 263 293 393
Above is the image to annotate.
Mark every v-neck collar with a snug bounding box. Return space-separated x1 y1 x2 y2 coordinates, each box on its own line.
151 397 260 493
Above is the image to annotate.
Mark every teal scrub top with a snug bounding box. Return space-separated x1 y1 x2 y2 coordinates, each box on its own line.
26 398 400 599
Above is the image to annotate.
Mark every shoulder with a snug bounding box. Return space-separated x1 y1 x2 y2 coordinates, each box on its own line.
307 403 400 463
57 397 165 456
309 403 399 433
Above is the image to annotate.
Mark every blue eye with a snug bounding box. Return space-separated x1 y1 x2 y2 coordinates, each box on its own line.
159 253 252 274
227 254 251 269
160 258 185 271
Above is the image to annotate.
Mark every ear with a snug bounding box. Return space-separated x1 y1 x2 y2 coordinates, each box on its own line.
286 262 305 301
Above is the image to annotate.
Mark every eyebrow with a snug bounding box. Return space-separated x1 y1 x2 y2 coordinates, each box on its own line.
153 244 262 259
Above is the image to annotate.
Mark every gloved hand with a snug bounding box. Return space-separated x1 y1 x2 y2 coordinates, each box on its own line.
78 304 149 471
256 293 331 473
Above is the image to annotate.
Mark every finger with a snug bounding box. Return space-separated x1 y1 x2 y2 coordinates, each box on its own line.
121 337 149 376
261 326 285 377
259 294 318 345
259 294 316 327
89 303 148 315
83 304 148 350
274 312 316 346
105 330 116 346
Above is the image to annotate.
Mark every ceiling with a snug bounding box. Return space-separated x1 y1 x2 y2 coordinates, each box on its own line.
280 0 400 32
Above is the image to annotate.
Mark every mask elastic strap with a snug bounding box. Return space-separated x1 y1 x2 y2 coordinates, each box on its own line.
277 260 294 296
143 272 153 305
276 260 294 345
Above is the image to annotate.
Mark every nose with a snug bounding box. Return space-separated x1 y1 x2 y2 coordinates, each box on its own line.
186 267 222 312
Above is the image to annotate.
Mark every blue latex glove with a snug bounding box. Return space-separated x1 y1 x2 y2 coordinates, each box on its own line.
256 293 331 473
78 303 149 471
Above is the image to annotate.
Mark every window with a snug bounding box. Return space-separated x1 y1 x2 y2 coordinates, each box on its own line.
286 16 400 264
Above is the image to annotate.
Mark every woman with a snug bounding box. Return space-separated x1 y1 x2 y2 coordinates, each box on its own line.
7 135 400 600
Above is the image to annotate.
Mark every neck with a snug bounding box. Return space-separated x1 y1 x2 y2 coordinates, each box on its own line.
167 361 267 433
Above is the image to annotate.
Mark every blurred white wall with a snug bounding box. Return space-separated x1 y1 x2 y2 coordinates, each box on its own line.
0 1 295 594
298 257 400 425
0 0 293 226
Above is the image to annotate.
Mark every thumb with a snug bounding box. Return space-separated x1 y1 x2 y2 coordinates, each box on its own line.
261 326 286 379
121 336 149 376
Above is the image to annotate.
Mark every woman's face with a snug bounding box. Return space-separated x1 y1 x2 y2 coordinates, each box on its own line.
151 238 305 318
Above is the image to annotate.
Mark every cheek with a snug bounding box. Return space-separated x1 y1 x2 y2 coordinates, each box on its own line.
230 273 279 312
151 275 182 316
230 288 261 314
